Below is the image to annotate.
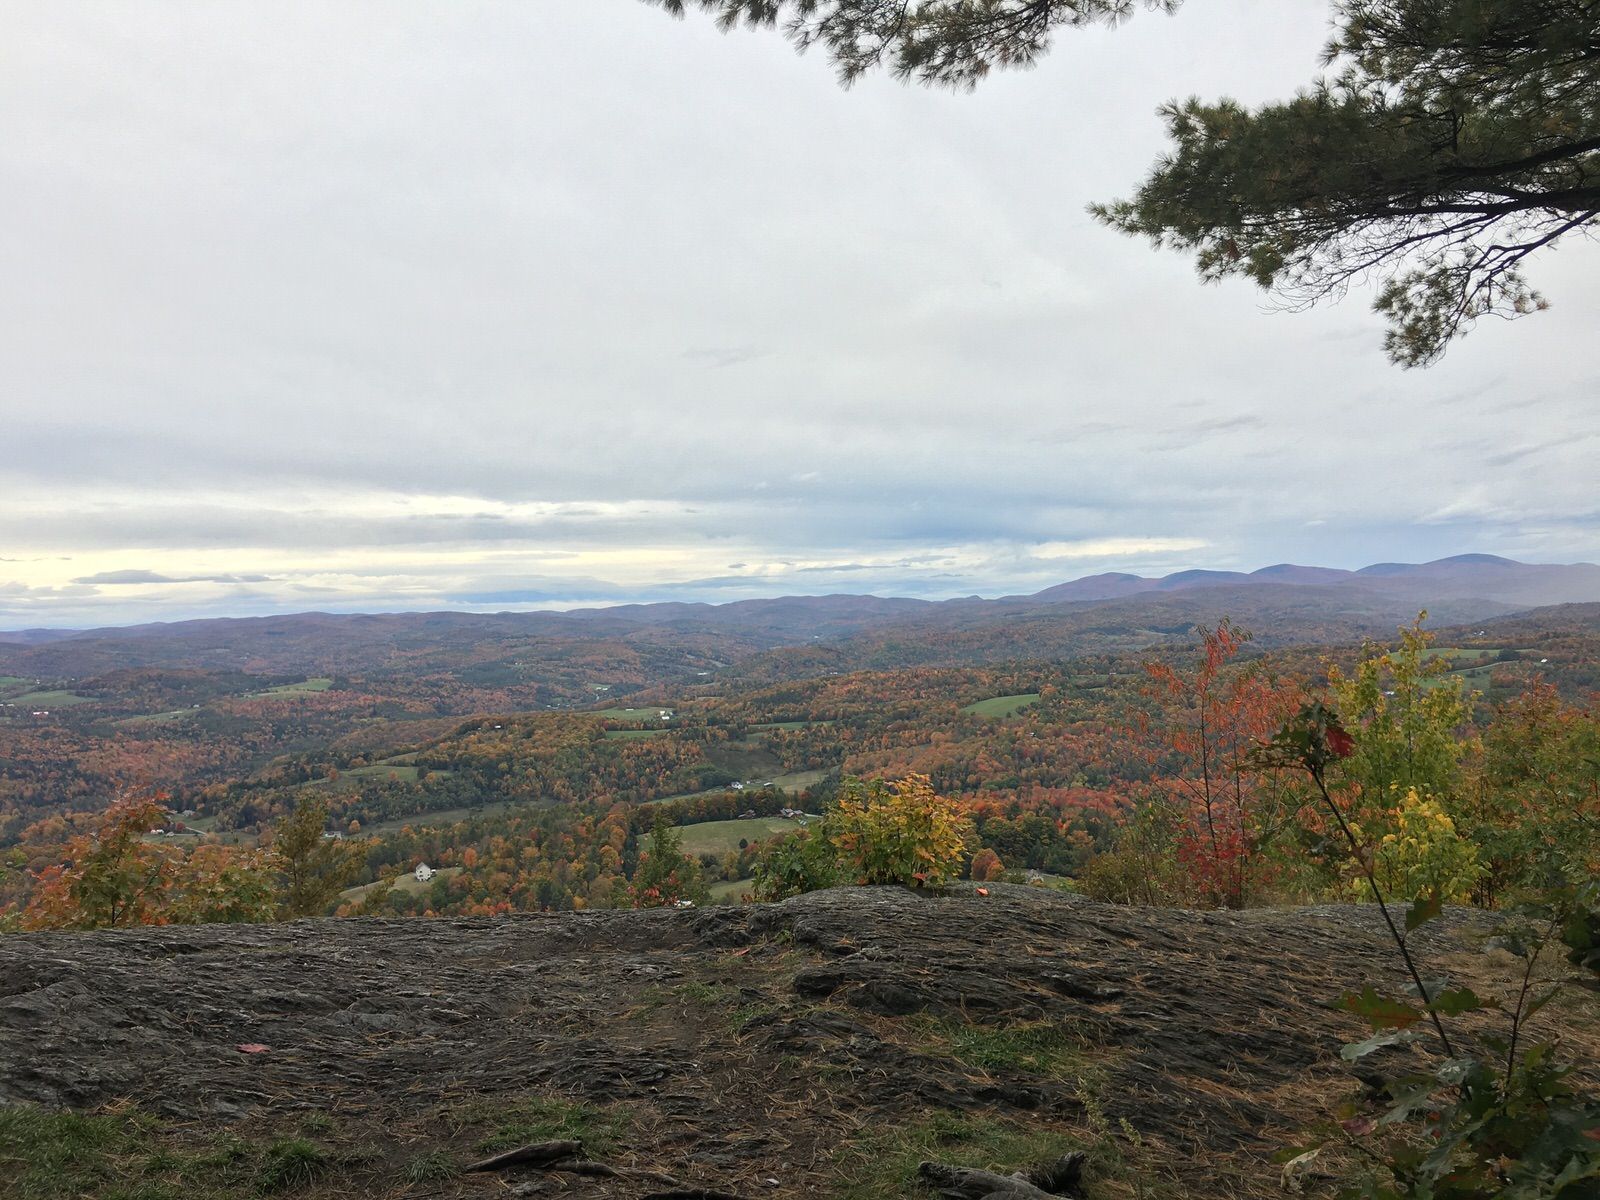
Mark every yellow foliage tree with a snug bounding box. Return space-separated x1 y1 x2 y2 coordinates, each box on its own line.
1354 786 1481 905
829 774 973 889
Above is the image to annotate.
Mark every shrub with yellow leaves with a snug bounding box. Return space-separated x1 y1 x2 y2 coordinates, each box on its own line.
1355 785 1481 904
828 774 974 889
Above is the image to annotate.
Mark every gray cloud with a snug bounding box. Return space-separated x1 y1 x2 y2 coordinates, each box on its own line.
1 0 1597 629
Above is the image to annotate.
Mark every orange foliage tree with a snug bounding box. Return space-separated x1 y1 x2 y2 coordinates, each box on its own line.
17 793 275 930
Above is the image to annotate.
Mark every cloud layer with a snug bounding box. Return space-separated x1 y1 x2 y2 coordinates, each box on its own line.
2 1 1597 628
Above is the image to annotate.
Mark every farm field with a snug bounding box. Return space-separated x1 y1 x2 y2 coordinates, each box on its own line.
708 877 754 902
356 797 519 837
645 767 830 807
1415 648 1527 690
961 693 1040 718
768 768 828 791
1416 646 1504 661
604 729 671 740
677 814 817 856
116 709 197 726
343 762 422 784
341 865 462 904
260 677 333 695
590 705 675 721
6 689 93 708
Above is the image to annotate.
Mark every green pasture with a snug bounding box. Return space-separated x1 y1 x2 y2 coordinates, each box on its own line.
343 763 422 784
962 693 1040 718
116 709 197 726
8 689 92 708
357 797 518 837
262 677 333 695
590 705 675 721
708 878 754 903
645 767 829 807
768 768 828 791
677 815 818 857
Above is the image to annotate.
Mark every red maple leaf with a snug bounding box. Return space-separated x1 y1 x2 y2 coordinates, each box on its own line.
1325 724 1356 759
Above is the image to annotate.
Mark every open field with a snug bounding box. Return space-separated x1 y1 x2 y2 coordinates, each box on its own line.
115 709 198 726
645 767 830 807
356 798 521 837
341 866 463 905
751 720 831 731
603 729 671 740
678 815 816 856
961 693 1040 718
1416 648 1525 691
590 706 674 721
343 763 422 784
1417 646 1504 661
261 677 334 695
6 690 93 708
708 877 754 902
768 768 828 790
1431 664 1498 692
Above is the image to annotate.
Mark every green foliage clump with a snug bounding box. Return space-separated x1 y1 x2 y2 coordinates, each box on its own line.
1328 615 1474 802
1264 703 1600 1200
752 774 973 900
271 794 366 919
630 816 710 908
649 0 1172 90
1095 2 1599 365
751 822 843 901
1076 801 1188 907
830 774 973 888
1461 682 1600 908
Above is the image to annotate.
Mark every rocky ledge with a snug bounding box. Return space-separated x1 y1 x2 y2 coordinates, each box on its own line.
1 885 1592 1198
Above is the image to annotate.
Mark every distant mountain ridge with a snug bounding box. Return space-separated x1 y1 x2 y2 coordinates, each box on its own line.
3 554 1598 681
1018 554 1600 607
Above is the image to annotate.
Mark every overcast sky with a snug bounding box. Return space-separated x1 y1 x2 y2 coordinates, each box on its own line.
3 0 1597 629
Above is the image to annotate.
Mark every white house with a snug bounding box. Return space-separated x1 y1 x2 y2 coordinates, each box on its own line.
414 863 435 883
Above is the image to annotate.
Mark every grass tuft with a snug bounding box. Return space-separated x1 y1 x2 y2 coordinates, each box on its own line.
914 1017 1092 1076
468 1095 628 1156
0 1107 130 1199
255 1138 329 1193
404 1149 458 1182
830 1111 1080 1200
